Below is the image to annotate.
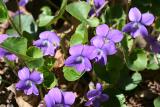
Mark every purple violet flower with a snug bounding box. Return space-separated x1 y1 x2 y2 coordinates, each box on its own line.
65 44 95 72
44 87 76 107
87 0 105 16
122 7 154 38
0 34 8 44
18 0 29 6
0 48 17 61
33 31 60 56
85 83 109 107
0 34 18 61
16 67 43 96
90 36 108 65
90 24 123 62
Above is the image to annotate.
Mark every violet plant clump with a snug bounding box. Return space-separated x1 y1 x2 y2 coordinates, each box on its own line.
16 67 43 95
1 0 160 107
44 87 76 107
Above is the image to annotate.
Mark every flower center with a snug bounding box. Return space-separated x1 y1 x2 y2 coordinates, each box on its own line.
133 22 139 29
42 40 50 46
76 56 84 64
25 80 33 87
97 49 102 56
104 38 110 44
55 104 64 107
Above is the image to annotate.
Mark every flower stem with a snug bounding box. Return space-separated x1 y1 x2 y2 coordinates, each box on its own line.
90 1 109 18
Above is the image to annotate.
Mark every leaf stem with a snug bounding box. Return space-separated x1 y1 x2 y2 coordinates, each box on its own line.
8 16 22 37
16 0 22 32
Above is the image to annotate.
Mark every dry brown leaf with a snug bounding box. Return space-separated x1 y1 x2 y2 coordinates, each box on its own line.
6 84 16 94
54 50 65 68
16 96 33 107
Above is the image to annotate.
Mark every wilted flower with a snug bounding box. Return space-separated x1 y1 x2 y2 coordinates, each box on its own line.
144 36 160 53
91 24 123 56
0 34 18 61
44 87 76 107
16 67 43 95
122 7 154 38
85 83 109 107
33 31 60 56
18 0 29 6
87 0 105 16
65 44 95 72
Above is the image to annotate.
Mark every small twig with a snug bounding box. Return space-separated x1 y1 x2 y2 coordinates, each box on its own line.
73 79 80 91
154 54 160 66
38 86 44 100
90 1 109 18
121 46 127 64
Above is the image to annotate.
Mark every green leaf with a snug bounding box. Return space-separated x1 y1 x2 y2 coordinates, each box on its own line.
106 56 124 84
86 17 99 27
26 58 44 69
41 6 52 15
94 55 124 84
38 15 54 27
127 49 148 72
123 72 142 91
70 23 88 46
121 34 134 53
0 37 27 55
44 57 55 69
6 29 18 37
116 94 127 107
66 1 91 22
93 64 108 82
0 0 8 22
154 97 160 107
26 46 44 69
37 6 54 27
26 46 43 58
147 54 159 70
39 67 57 89
13 14 37 34
106 55 124 72
63 66 84 81
104 4 126 29
48 0 68 25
